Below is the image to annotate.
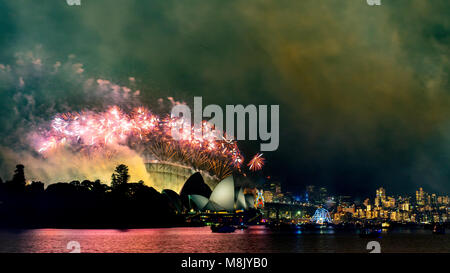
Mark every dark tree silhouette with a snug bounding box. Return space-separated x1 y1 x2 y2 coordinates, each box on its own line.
27 181 44 193
70 180 81 187
111 173 118 189
93 179 109 193
12 164 26 187
111 164 130 191
0 164 186 228
81 180 94 191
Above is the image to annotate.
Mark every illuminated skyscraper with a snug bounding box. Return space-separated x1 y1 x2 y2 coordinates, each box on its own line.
416 187 425 206
375 187 386 207
376 187 386 200
305 185 316 204
385 197 395 208
400 202 410 211
319 187 328 204
263 190 273 203
431 194 437 206
263 180 281 202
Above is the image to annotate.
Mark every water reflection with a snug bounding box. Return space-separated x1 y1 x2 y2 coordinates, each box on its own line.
0 226 448 253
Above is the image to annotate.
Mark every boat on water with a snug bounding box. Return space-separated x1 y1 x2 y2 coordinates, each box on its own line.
267 222 299 232
359 228 382 238
211 223 236 233
300 222 331 230
432 224 445 234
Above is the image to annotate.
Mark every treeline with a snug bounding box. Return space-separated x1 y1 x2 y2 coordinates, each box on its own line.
0 164 185 228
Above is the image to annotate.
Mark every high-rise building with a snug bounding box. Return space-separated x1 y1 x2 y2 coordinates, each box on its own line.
437 196 449 205
319 187 328 204
416 187 425 206
375 187 386 207
375 197 380 207
431 194 437 206
338 196 352 207
390 211 401 221
376 187 386 200
305 185 318 204
263 191 274 203
400 202 410 211
384 196 395 208
263 180 281 202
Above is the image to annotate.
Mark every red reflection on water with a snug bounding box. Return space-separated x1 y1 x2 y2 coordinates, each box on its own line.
0 226 448 253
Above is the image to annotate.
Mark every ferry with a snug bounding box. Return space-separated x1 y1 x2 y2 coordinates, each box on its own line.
432 224 445 235
359 228 382 238
211 223 236 233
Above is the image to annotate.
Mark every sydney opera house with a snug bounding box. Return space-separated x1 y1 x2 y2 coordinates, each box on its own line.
162 171 255 213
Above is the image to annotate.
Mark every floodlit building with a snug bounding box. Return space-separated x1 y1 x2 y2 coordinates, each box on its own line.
186 175 253 212
263 190 274 203
416 187 425 206
375 187 386 207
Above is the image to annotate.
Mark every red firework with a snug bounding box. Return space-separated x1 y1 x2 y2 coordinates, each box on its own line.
248 153 265 172
34 105 244 180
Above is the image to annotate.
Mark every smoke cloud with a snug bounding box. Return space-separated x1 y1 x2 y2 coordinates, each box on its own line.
0 50 153 186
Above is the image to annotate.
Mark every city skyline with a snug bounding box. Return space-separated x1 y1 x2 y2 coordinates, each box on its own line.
259 181 449 224
260 176 450 204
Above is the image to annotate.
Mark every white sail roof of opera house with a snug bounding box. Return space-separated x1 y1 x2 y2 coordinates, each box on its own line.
188 175 249 212
235 187 247 210
207 176 235 211
204 199 226 211
189 194 209 211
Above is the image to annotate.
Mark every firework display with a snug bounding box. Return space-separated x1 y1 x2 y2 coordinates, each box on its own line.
248 153 265 172
35 106 244 180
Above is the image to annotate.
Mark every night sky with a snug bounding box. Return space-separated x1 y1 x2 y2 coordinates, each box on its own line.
0 0 449 198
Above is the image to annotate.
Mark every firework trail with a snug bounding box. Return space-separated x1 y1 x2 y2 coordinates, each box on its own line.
248 153 265 172
35 106 244 180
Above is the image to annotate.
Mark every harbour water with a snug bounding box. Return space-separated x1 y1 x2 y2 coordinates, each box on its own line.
0 226 448 253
